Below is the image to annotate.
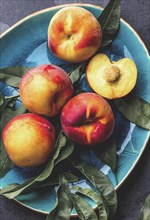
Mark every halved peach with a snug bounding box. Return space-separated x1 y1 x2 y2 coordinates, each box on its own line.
86 53 137 99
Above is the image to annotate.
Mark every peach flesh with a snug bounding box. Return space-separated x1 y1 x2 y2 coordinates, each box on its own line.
86 53 137 99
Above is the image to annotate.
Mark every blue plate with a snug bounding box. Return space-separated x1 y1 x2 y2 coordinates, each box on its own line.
0 3 150 216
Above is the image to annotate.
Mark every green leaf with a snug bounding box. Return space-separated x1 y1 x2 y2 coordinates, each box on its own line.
0 131 68 198
73 186 108 220
0 66 33 87
0 178 35 195
46 175 72 220
0 95 5 106
139 194 150 220
114 93 150 130
98 0 121 49
0 102 27 131
69 157 117 218
0 95 19 118
0 73 21 88
37 172 78 188
55 140 74 166
0 66 32 77
71 193 98 220
93 137 117 175
0 144 15 178
69 63 86 84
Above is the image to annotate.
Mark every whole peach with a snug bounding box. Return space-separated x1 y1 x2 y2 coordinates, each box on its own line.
2 113 55 167
19 64 73 117
61 92 115 146
48 6 102 63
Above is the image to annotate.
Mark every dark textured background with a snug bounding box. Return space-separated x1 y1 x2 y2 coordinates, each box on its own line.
0 0 150 219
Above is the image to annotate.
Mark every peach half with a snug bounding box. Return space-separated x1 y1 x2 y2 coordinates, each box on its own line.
48 6 102 63
2 113 55 167
86 53 137 99
61 92 115 146
19 64 73 117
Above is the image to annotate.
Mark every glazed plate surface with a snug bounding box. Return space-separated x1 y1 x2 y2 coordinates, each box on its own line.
0 4 150 215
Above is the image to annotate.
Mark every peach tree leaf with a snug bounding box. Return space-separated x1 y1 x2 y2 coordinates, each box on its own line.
69 62 86 84
0 94 19 119
54 140 74 166
73 186 108 220
0 66 32 88
0 73 21 88
69 156 117 218
71 194 98 220
37 171 78 189
46 175 73 220
0 142 15 178
114 93 150 130
93 136 117 175
97 0 121 49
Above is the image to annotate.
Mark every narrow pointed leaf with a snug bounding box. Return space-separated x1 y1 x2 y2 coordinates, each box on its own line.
0 66 32 77
71 193 98 220
0 146 15 178
37 172 78 188
55 140 74 166
0 73 21 88
114 93 150 130
0 178 35 195
97 0 121 49
46 175 72 220
1 103 27 131
69 63 85 84
93 137 117 174
0 95 19 119
69 157 117 218
73 186 108 220
139 194 150 220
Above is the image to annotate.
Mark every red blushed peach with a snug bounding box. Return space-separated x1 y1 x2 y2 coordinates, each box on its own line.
2 113 55 167
48 6 102 63
19 64 73 117
61 92 115 146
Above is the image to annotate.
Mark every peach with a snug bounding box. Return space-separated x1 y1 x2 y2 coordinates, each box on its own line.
61 92 114 146
2 113 55 167
86 53 137 99
19 64 73 117
48 6 102 63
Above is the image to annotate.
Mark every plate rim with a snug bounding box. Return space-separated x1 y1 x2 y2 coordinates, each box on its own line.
0 2 150 216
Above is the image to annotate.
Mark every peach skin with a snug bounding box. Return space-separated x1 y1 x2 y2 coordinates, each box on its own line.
48 6 102 63
2 113 55 167
61 92 115 146
19 64 73 117
86 53 137 99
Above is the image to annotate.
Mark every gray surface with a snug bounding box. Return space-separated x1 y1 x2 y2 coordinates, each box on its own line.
0 0 150 219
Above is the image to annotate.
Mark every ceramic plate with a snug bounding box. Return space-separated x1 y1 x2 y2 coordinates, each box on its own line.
0 4 150 216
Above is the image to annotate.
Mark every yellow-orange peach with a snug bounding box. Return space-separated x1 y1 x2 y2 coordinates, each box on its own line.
61 92 114 146
86 53 137 99
2 113 55 167
48 6 102 63
19 64 73 117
